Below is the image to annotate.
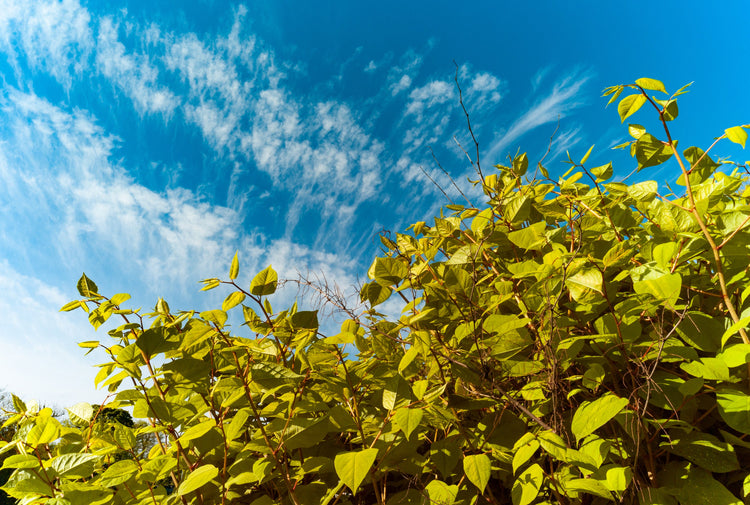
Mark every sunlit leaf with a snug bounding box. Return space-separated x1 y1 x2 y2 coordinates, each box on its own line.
229 250 240 280
618 94 647 122
725 126 748 148
334 448 378 495
463 454 491 493
635 77 666 93
572 394 628 441
178 465 219 496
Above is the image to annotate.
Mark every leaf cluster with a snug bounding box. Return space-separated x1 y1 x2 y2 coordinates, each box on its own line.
3 78 750 505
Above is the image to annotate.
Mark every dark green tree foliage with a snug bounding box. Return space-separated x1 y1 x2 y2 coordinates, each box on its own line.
2 78 750 504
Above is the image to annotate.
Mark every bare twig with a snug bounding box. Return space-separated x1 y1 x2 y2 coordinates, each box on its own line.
453 60 483 181
419 165 454 204
429 145 474 207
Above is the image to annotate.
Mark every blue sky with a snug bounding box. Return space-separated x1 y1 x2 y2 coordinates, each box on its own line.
1 1 749 407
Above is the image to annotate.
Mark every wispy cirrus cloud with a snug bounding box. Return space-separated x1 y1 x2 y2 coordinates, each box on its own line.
0 0 93 87
485 68 593 163
96 17 178 115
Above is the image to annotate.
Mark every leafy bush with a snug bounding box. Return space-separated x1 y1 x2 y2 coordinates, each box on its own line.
2 78 750 505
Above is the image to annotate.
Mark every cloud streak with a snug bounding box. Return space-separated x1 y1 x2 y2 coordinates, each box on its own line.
485 68 592 163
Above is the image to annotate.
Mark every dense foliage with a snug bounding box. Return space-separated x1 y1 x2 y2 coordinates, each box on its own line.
2 78 750 505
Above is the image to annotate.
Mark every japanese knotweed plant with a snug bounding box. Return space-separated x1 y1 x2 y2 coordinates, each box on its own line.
3 78 750 505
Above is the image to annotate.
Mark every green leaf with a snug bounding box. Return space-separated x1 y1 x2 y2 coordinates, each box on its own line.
251 362 304 387
717 344 750 368
512 435 539 474
676 312 723 352
201 278 221 291
618 94 647 122
631 266 681 308
178 419 216 444
25 416 61 448
110 293 130 306
334 448 378 495
591 162 613 181
250 265 278 296
229 250 240 280
633 134 674 170
628 124 646 139
430 438 462 479
666 431 739 473
425 480 458 505
97 459 138 487
511 463 543 505
579 144 594 165
382 375 411 410
394 408 423 440
603 466 632 493
66 402 93 424
661 99 679 121
564 478 613 500
2 454 40 469
627 180 658 202
722 315 750 347
565 268 603 302
463 454 491 493
60 300 83 312
50 453 101 479
360 281 392 307
291 310 319 330
77 273 99 297
178 464 219 496
507 222 547 251
680 358 730 381
725 126 747 148
222 291 246 311
571 393 629 441
717 390 750 434
369 257 408 286
660 462 742 505
636 77 666 93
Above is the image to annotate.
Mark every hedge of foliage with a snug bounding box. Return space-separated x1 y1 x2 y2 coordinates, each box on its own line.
2 78 750 505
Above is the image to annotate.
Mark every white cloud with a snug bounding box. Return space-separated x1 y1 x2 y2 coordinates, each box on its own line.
364 60 377 73
390 74 412 95
95 17 178 115
385 49 423 96
0 86 369 405
406 80 454 116
0 0 94 87
485 68 593 163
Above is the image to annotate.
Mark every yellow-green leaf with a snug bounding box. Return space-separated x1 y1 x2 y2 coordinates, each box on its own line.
250 265 278 296
76 273 99 297
334 448 378 495
579 144 595 165
425 480 458 505
511 463 544 505
25 416 61 448
463 454 491 493
618 94 647 123
571 394 628 441
725 126 747 148
229 251 240 280
178 464 219 496
66 402 93 424
635 77 666 93
60 300 83 312
222 291 246 311
394 408 423 440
